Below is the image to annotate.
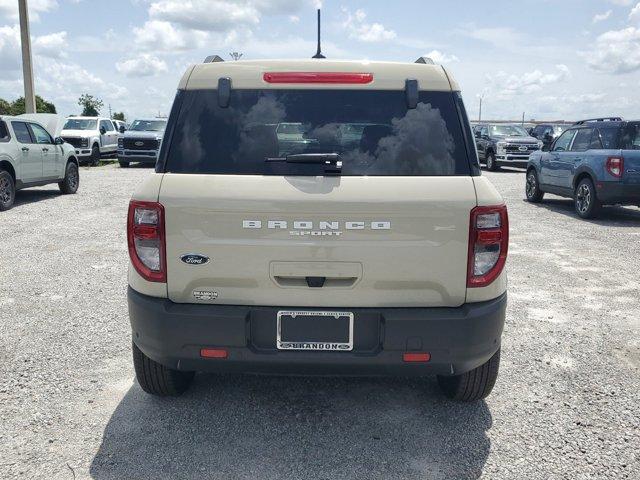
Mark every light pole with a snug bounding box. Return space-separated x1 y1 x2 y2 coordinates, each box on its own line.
18 0 36 113
478 94 484 122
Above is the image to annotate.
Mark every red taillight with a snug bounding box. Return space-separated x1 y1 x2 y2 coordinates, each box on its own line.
200 348 228 359
263 72 374 84
467 205 509 288
403 352 431 363
606 156 624 178
127 200 166 283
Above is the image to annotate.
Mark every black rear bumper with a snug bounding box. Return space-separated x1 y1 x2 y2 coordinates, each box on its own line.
597 181 640 205
128 287 506 377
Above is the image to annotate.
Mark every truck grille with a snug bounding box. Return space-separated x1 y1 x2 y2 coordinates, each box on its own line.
62 137 85 148
123 138 159 150
505 144 539 153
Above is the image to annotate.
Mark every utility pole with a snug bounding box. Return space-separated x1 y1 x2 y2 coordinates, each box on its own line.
18 0 36 113
522 112 525 126
109 103 112 119
478 94 484 122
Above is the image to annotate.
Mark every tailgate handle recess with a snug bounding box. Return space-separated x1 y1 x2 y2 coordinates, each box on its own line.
306 276 325 288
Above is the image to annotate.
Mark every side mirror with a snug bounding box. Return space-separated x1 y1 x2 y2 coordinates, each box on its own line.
119 126 126 134
541 144 550 152
99 126 106 135
54 137 64 145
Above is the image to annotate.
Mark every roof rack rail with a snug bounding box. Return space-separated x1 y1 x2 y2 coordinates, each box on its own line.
573 117 622 125
203 55 224 63
415 56 435 65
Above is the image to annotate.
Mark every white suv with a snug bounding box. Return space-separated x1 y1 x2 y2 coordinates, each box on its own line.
60 116 119 166
127 58 508 402
0 116 79 210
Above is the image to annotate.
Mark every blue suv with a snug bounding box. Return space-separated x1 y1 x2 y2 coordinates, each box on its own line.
525 117 640 218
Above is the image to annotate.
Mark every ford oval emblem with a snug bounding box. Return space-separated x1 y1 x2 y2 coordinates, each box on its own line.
180 254 210 265
135 141 144 146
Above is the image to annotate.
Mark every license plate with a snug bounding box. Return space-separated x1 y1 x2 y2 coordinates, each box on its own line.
277 310 354 351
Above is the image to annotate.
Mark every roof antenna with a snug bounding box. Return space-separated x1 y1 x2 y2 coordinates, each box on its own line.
312 9 326 59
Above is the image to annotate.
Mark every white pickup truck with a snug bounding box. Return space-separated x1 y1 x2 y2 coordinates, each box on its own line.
60 116 119 166
0 115 79 210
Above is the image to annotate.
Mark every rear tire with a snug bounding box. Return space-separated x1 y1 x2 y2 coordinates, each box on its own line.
0 169 16 211
132 342 194 396
486 152 499 171
574 178 601 219
90 144 100 167
525 169 544 203
58 162 79 194
437 348 500 402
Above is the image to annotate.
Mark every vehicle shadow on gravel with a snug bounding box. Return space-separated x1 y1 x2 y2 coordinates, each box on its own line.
13 189 62 208
90 375 492 480
527 198 640 225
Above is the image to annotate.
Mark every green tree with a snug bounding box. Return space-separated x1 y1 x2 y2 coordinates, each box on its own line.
112 112 126 121
9 95 57 115
78 94 103 116
0 98 11 115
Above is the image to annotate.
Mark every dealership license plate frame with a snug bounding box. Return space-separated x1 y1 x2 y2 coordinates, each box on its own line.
276 310 354 351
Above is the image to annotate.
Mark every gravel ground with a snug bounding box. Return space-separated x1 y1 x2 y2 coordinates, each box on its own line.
1 164 639 479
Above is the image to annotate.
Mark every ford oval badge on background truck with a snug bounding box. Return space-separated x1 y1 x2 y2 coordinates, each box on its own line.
126 57 509 402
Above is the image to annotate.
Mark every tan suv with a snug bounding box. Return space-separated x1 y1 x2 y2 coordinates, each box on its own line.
127 58 508 401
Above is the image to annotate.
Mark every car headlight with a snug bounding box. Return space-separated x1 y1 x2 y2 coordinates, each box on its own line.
497 141 506 152
80 138 88 147
537 141 543 149
118 138 123 147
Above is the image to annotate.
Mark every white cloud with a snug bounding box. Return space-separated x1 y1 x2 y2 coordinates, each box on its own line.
424 49 459 64
0 0 58 22
630 3 640 21
342 8 396 43
461 26 524 48
587 27 640 73
133 20 208 52
593 10 612 23
486 65 571 99
116 54 168 77
33 31 67 58
0 24 20 71
289 15 299 23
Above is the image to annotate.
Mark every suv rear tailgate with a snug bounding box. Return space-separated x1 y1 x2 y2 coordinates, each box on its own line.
160 174 476 308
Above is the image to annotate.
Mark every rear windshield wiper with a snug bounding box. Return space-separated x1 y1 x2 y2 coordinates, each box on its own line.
266 153 341 164
265 153 342 175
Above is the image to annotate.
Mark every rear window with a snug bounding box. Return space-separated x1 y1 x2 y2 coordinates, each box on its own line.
165 89 471 176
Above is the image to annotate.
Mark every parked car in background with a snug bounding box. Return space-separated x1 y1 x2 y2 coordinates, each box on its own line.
0 115 79 210
530 123 571 151
474 123 543 171
60 116 119 166
525 117 640 218
113 120 129 133
117 118 167 168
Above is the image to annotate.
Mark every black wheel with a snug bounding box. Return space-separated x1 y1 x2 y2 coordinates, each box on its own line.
0 169 16 211
486 152 499 171
90 144 100 167
525 169 544 203
132 342 194 396
437 348 500 402
119 160 130 168
574 177 601 219
58 162 79 194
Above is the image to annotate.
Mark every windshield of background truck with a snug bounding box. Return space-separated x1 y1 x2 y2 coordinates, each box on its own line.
489 125 528 137
130 120 167 132
165 89 471 176
63 119 97 130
